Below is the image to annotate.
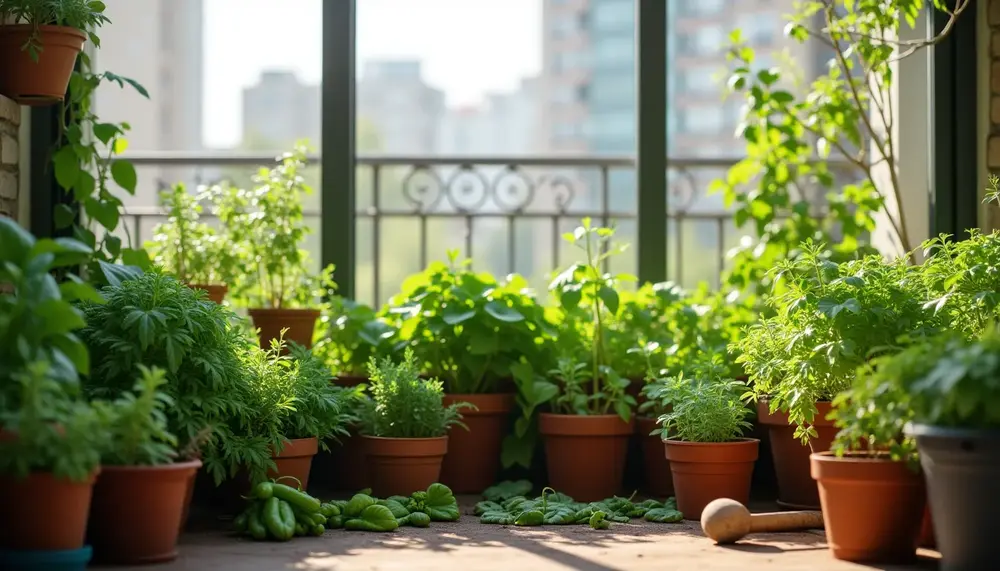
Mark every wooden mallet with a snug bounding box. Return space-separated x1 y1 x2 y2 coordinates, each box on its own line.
700 498 825 544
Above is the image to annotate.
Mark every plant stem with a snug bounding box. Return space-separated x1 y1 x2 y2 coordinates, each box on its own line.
585 230 603 414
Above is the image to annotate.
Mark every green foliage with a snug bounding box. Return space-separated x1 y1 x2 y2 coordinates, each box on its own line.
889 330 1000 430
0 218 99 402
639 351 733 420
738 244 942 441
213 143 335 309
0 0 110 58
655 377 752 443
475 488 683 526
93 365 177 466
387 250 554 394
146 183 239 286
547 218 636 419
0 362 107 481
483 479 533 502
359 349 470 439
716 0 967 296
313 297 398 377
76 271 259 484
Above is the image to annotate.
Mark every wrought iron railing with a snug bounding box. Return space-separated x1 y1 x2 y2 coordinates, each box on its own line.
114 152 849 306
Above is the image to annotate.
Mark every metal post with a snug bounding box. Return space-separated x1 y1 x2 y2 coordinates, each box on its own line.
321 0 357 298
635 0 668 284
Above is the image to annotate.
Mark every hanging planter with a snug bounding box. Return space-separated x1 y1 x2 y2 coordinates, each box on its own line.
0 25 86 105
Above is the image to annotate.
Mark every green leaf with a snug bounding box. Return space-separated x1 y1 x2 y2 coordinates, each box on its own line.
92 122 119 144
484 300 524 322
84 198 120 231
97 260 143 288
441 307 476 325
111 160 138 194
0 216 35 265
121 248 151 269
644 507 684 523
54 204 76 229
52 146 81 190
421 483 460 521
597 285 620 314
29 237 92 268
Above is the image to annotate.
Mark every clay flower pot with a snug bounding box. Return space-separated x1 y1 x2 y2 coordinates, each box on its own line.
187 283 228 304
268 437 319 489
0 25 86 105
636 416 674 497
440 393 514 494
539 414 634 502
248 308 320 352
664 438 758 520
756 399 837 509
87 460 202 565
918 504 935 549
362 435 448 497
0 470 99 550
334 374 368 387
810 452 925 562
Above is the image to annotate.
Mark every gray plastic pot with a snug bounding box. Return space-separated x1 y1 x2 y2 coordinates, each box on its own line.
909 423 1000 571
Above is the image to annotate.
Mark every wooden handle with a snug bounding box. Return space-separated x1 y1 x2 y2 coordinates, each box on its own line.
748 511 825 534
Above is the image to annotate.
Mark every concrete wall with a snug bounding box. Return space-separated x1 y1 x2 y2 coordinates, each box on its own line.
0 95 19 223
984 0 999 229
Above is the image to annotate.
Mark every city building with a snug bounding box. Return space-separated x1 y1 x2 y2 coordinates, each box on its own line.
357 60 446 154
435 76 544 155
241 71 321 149
94 0 204 213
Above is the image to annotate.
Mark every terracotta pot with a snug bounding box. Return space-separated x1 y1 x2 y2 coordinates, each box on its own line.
187 283 228 304
335 374 368 387
664 438 758 520
810 452 925 563
362 435 448 497
179 466 198 532
539 413 634 502
268 437 319 490
248 308 320 352
0 470 99 550
636 416 674 497
918 503 935 549
88 460 202 565
326 428 368 492
440 393 514 494
0 25 86 105
757 399 837 509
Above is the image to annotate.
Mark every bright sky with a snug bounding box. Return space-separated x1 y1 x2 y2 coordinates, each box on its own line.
203 0 542 148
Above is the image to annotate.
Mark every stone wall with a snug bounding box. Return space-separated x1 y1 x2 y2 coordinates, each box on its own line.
0 95 18 222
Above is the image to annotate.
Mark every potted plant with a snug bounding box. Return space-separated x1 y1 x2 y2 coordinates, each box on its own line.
656 375 757 520
236 337 352 490
736 244 939 509
0 0 107 104
214 143 336 350
314 296 398 386
358 349 470 497
811 345 929 563
538 218 636 502
387 251 552 493
146 183 240 304
0 219 106 559
76 271 265 522
86 365 203 565
891 331 1000 571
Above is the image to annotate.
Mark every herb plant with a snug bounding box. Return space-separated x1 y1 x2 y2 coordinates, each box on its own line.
146 183 239 286
737 242 942 441
387 251 553 394
76 271 259 483
359 349 471 439
213 144 335 309
656 377 752 443
0 217 100 403
0 0 110 57
313 297 398 377
279 341 351 445
92 365 177 466
0 362 107 481
547 218 636 420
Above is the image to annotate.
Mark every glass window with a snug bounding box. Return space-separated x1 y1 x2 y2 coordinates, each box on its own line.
677 106 724 135
590 71 634 107
678 0 726 17
738 12 777 46
590 110 634 139
678 66 718 94
694 27 725 56
594 35 633 68
592 0 633 31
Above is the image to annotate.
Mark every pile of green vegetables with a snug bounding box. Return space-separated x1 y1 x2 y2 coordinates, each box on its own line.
235 481 461 540
475 487 683 528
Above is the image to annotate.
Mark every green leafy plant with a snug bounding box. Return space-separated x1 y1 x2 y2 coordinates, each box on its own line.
638 349 733 421
716 0 968 296
546 218 636 420
656 377 752 443
386 251 554 394
0 0 110 58
737 243 942 441
146 183 240 286
474 488 683 526
313 297 398 377
359 349 470 439
0 361 108 481
0 217 100 403
213 143 335 309
76 271 261 484
92 364 177 466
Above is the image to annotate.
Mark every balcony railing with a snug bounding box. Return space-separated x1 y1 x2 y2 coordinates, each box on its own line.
115 152 849 306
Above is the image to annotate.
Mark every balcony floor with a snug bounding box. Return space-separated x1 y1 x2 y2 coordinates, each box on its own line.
93 497 940 571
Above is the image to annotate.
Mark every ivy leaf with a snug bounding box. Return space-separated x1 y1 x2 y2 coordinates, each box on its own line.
111 160 138 194
84 198 120 231
52 146 81 190
92 122 119 144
